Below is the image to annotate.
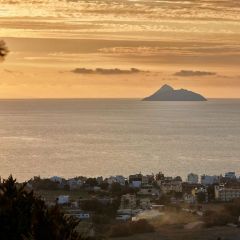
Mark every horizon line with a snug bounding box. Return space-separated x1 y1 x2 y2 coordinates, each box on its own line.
0 98 240 101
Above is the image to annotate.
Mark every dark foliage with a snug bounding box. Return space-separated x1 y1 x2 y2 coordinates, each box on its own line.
30 177 60 190
224 198 240 218
85 178 98 187
110 223 132 238
110 219 154 238
204 199 240 227
81 198 120 217
110 183 138 197
196 191 206 203
204 210 232 227
0 175 82 240
99 182 109 190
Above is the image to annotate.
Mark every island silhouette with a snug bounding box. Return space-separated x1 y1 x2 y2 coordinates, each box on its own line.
143 84 207 101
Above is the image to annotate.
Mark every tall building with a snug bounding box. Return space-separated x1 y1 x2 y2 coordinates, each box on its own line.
187 173 199 184
201 175 220 185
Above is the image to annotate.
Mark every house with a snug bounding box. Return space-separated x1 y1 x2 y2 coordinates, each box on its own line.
225 172 236 179
137 185 160 197
182 182 201 194
115 175 126 186
131 180 141 188
107 175 126 186
57 195 70 205
161 181 182 194
107 176 116 185
156 176 173 186
120 194 137 209
141 176 149 185
192 187 208 203
201 175 220 185
139 198 151 209
67 178 83 190
187 173 199 184
142 175 154 185
129 174 142 188
96 176 103 185
50 176 64 183
215 185 240 202
116 214 132 221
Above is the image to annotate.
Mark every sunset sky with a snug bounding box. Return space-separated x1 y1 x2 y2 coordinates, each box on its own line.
0 0 240 98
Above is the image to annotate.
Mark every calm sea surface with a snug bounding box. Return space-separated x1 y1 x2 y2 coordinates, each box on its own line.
0 99 239 181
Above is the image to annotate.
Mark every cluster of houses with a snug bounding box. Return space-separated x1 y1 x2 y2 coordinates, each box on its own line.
28 171 240 222
186 172 240 203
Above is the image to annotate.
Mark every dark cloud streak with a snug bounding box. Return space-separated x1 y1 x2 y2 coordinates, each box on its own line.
72 67 142 75
174 70 216 77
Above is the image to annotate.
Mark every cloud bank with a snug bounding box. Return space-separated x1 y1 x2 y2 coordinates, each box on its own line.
72 68 142 75
174 70 216 77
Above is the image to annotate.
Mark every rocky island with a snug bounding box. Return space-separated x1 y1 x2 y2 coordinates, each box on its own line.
143 84 207 101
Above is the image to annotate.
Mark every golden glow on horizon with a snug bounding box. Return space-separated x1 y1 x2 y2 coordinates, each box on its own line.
0 0 240 98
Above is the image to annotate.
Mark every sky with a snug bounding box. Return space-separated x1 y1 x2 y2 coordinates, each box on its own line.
0 0 240 98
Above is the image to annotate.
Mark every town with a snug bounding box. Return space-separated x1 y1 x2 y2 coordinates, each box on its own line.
23 171 240 239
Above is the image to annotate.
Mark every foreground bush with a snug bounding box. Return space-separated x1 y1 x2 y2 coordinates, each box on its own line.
110 223 132 237
204 199 240 227
110 219 154 237
130 219 155 234
204 210 233 227
0 175 82 240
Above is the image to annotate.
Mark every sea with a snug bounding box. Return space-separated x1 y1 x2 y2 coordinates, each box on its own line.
0 99 239 181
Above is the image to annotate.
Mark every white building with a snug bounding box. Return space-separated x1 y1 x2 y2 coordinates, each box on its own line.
215 186 240 202
201 175 220 185
57 195 69 205
187 173 199 184
161 181 182 194
115 175 126 186
107 175 126 186
225 172 236 179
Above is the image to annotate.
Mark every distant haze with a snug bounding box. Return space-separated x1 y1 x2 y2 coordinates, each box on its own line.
0 0 240 98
